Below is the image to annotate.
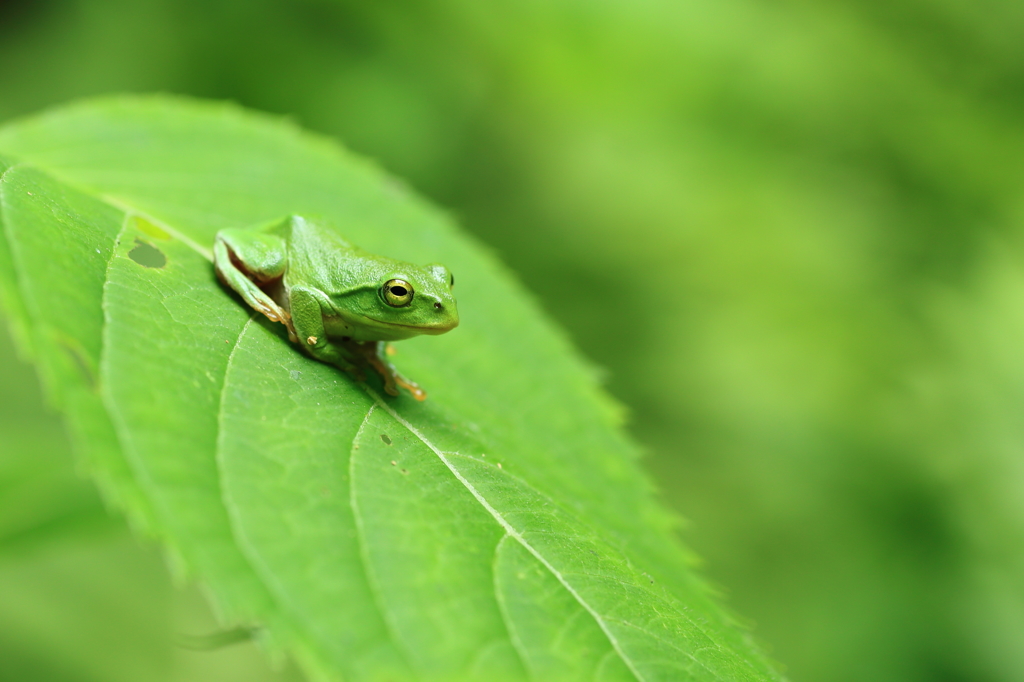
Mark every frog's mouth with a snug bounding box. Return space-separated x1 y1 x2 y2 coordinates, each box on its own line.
363 317 459 334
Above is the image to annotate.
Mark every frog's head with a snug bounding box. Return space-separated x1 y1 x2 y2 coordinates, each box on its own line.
344 262 459 341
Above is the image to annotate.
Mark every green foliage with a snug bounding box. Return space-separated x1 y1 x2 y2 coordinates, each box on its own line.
3 2 1024 681
0 96 782 681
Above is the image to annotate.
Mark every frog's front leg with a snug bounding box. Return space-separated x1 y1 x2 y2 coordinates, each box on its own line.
288 287 359 373
291 289 426 399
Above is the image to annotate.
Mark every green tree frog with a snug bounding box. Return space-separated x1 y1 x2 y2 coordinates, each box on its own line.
213 215 458 400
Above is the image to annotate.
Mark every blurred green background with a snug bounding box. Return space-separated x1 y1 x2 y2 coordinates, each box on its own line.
2 1 1023 680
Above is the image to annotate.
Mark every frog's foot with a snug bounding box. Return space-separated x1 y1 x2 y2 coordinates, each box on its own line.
253 301 298 342
280 309 298 343
347 341 427 400
368 355 426 400
393 373 427 401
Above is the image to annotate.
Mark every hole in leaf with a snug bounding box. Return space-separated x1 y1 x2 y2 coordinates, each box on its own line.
128 238 166 268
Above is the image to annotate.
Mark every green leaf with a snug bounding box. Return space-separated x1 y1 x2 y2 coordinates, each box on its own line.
0 96 783 682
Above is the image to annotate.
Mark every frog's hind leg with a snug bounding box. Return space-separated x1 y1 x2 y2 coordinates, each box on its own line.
213 238 297 341
356 341 427 401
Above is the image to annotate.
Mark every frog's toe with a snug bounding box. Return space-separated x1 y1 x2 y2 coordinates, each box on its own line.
395 376 427 401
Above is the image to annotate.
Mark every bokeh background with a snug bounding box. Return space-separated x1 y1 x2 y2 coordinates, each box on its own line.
2 1 1023 681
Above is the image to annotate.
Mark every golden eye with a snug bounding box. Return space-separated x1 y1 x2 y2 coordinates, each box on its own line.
382 279 414 307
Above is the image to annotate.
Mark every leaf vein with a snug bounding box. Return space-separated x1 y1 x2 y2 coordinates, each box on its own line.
593 649 620 682
0 162 25 185
99 193 214 260
97 211 185 550
348 403 417 673
491 533 535 681
0 163 32 335
216 315 343 670
366 386 646 682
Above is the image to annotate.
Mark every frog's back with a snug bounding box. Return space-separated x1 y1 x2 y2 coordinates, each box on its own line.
280 216 378 294
279 216 359 263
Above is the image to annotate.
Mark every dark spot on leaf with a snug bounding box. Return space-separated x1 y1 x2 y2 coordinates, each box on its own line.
128 238 166 268
400 469 408 474
380 433 392 445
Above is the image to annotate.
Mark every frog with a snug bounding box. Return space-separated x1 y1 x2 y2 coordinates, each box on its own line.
213 215 458 400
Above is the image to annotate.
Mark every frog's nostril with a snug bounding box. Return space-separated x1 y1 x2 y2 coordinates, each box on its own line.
434 302 443 310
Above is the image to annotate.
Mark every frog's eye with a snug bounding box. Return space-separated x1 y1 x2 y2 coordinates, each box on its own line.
382 279 414 307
